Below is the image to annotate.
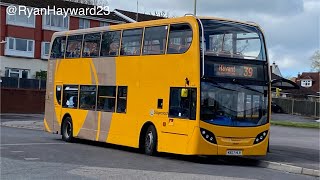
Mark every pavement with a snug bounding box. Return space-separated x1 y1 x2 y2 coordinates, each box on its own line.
271 113 319 123
1 113 319 179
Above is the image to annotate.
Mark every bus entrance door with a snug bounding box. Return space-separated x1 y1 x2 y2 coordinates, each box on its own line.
161 88 197 154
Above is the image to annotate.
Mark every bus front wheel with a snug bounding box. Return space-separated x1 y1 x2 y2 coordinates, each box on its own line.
144 125 157 155
62 117 73 142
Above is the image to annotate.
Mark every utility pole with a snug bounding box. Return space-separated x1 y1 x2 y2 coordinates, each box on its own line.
136 0 139 22
194 0 197 15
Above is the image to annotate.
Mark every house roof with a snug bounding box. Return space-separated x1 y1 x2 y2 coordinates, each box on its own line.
1 0 127 23
114 9 165 22
297 72 320 93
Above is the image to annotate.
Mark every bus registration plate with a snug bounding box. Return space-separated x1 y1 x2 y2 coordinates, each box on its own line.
226 150 242 156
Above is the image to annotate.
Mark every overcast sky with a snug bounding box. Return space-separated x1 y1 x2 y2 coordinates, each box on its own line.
108 0 319 77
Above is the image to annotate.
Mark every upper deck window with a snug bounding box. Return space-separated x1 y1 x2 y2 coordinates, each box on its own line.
120 29 143 56
201 20 266 61
167 24 192 54
66 35 83 58
143 26 168 55
50 36 66 59
100 31 121 57
82 33 101 58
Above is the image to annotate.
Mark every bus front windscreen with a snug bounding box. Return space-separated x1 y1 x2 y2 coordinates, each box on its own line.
201 81 268 127
200 19 266 61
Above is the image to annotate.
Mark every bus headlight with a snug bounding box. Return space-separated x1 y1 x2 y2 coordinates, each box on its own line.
254 130 268 144
200 128 217 144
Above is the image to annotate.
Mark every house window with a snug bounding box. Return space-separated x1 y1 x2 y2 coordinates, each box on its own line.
6 6 35 27
5 37 34 58
301 80 312 87
100 22 110 27
79 18 90 29
41 42 51 59
43 14 69 31
5 68 30 78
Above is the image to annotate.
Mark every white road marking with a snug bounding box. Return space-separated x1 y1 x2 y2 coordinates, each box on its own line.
10 151 24 153
24 158 40 161
69 166 256 180
1 142 67 146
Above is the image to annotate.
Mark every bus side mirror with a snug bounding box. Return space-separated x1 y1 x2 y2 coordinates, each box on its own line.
270 78 300 90
181 88 188 97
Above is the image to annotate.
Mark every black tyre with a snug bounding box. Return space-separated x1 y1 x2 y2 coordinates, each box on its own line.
144 125 157 155
62 117 73 142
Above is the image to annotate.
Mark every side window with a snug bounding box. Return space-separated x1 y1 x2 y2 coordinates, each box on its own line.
97 86 116 112
66 35 83 58
79 85 96 110
56 85 62 105
50 36 66 59
62 85 79 108
100 31 121 57
117 86 128 113
143 26 168 55
82 33 101 58
169 87 197 120
167 24 192 54
120 29 143 56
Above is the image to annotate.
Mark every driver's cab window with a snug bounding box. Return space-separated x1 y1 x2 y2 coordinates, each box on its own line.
169 87 197 120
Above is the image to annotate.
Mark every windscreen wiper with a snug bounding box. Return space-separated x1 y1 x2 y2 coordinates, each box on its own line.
202 78 237 92
232 79 264 94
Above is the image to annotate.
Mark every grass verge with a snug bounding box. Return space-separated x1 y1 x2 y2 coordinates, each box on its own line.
271 120 320 129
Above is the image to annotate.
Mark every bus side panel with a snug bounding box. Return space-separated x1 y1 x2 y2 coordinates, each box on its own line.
44 59 60 133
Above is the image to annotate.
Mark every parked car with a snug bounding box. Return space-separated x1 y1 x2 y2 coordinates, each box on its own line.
271 102 283 113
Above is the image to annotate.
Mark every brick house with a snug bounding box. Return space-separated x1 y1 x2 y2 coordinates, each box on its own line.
0 0 162 79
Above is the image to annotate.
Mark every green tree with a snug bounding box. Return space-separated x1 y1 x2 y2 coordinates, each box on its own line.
310 50 320 72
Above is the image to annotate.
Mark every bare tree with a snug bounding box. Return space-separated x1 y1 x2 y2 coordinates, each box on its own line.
64 0 108 6
310 50 320 72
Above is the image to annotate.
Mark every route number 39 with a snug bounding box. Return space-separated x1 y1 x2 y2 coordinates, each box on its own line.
243 66 253 77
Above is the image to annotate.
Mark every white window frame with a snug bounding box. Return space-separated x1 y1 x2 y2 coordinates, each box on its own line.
301 79 312 87
5 67 30 78
42 14 69 31
5 37 35 58
79 18 90 29
100 21 109 27
41 42 51 60
6 5 35 28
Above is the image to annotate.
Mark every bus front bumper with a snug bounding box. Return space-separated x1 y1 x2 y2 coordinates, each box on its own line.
186 126 269 156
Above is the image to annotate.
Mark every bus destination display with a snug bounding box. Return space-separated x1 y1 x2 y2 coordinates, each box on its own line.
214 64 258 79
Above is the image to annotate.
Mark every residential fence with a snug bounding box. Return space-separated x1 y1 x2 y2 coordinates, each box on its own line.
273 97 320 118
1 77 46 89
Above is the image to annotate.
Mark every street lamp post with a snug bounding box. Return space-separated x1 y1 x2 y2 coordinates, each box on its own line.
194 0 197 15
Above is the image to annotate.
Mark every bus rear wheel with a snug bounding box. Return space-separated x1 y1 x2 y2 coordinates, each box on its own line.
144 125 157 155
62 117 73 142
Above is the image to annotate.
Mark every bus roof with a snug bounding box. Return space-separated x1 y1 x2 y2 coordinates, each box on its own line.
51 15 262 38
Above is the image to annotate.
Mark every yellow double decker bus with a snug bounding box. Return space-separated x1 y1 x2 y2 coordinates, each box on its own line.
44 15 270 156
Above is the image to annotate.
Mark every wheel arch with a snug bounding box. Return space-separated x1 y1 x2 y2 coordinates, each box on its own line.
139 121 157 149
60 113 72 135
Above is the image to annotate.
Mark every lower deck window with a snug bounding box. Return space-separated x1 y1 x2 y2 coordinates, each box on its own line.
63 85 79 108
